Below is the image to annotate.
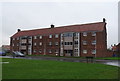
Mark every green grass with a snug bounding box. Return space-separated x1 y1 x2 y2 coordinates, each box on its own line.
2 58 119 79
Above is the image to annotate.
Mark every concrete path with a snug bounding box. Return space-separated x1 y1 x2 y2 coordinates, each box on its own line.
1 56 119 67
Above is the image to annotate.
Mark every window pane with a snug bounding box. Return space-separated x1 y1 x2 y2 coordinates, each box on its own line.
40 35 42 39
75 41 78 44
92 40 96 45
83 41 87 45
63 32 73 37
83 50 87 54
34 43 36 46
55 42 58 45
83 32 87 36
92 50 96 54
34 36 37 39
49 42 52 45
55 34 59 38
92 32 96 36
49 35 52 38
39 42 42 45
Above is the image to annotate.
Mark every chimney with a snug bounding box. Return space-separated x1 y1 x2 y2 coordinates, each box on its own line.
17 29 21 32
103 18 106 22
51 24 54 28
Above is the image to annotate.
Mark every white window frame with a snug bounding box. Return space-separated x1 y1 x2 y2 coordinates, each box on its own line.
92 40 96 45
34 49 36 53
34 43 37 46
83 41 87 45
83 50 87 54
92 32 96 36
34 36 37 39
39 35 42 39
83 32 87 36
74 32 79 37
21 46 26 49
75 49 78 53
49 42 52 46
49 35 52 38
49 49 52 53
39 42 42 46
17 37 19 40
55 42 58 45
55 49 59 53
39 50 42 53
55 34 59 38
13 38 15 40
92 50 96 54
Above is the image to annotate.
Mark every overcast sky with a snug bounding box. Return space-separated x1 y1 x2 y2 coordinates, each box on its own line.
0 0 119 48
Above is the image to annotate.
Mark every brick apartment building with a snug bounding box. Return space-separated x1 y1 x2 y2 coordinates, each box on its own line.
10 18 108 57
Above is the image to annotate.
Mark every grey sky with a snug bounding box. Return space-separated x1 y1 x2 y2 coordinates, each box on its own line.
1 1 118 48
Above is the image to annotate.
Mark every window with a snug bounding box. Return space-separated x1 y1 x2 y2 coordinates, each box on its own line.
12 43 14 46
83 50 87 54
64 42 72 45
49 42 52 46
13 38 15 40
74 33 79 37
34 43 37 46
34 36 37 39
74 41 78 45
83 41 87 45
92 40 96 45
34 49 36 53
55 34 59 38
63 32 73 37
39 42 42 46
17 43 19 46
21 36 28 39
55 42 58 45
61 42 64 45
65 42 67 45
21 39 27 43
70 42 73 45
75 49 78 53
49 35 52 38
83 32 87 36
92 32 96 36
28 36 32 39
28 39 32 43
21 46 26 49
17 37 19 40
39 35 42 39
55 49 59 53
39 50 42 53
92 50 96 54
49 49 52 53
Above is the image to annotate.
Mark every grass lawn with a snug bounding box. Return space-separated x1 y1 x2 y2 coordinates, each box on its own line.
2 58 119 79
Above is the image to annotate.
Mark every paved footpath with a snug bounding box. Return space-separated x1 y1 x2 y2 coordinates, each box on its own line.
1 56 119 67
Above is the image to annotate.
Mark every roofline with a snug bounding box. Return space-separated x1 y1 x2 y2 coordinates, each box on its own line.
11 21 106 38
19 22 106 32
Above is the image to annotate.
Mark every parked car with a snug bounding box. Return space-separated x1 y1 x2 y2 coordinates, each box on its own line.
12 51 25 57
0 51 6 56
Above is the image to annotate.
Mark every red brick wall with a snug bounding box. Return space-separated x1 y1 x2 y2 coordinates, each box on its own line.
80 32 96 57
10 25 108 57
10 37 19 52
32 34 60 55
